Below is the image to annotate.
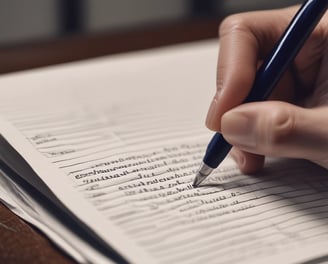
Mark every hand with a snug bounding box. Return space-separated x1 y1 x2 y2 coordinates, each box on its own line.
206 6 328 173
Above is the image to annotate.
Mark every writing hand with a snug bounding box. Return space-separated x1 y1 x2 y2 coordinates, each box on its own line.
206 6 328 173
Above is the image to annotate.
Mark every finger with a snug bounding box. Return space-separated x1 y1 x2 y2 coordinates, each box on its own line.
293 16 328 92
206 8 296 132
221 101 328 169
230 148 265 174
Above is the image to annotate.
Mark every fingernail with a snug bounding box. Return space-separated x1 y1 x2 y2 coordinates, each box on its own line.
206 92 220 130
221 110 256 148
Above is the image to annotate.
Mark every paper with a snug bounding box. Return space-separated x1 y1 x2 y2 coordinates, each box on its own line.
1 40 328 264
0 170 114 264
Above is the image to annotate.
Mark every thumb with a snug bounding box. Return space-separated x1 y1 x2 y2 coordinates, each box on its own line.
221 101 328 169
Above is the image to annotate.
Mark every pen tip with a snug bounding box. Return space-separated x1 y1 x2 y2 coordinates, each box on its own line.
192 172 206 188
193 162 214 187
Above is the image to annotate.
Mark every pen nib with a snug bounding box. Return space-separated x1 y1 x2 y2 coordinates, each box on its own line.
192 172 206 187
193 162 214 188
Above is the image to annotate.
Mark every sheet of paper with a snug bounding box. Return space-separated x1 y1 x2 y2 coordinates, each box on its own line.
1 40 328 264
0 170 115 264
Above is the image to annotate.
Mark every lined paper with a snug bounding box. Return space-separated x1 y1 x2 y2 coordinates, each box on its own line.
0 41 328 264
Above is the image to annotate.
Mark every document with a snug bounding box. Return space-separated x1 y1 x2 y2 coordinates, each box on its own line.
0 40 328 264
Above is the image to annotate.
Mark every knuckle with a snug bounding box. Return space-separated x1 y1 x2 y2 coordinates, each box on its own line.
218 14 250 37
266 107 295 147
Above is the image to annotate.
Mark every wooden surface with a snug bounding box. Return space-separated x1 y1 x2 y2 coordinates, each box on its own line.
0 19 220 74
0 203 74 264
0 17 220 264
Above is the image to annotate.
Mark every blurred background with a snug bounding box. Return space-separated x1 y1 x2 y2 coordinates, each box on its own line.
0 0 302 73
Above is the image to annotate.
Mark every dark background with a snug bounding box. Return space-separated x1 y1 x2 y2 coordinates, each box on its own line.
0 0 302 73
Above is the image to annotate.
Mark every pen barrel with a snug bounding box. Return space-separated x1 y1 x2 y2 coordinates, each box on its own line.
245 0 328 103
203 134 232 169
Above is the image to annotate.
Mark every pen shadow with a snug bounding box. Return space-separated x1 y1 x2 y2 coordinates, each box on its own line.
201 158 328 235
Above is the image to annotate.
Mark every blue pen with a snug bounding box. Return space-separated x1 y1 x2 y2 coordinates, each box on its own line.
193 0 328 187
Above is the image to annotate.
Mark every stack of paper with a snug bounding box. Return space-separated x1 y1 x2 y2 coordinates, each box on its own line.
0 40 328 264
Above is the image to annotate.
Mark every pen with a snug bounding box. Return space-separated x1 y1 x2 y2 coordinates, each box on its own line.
193 0 328 187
